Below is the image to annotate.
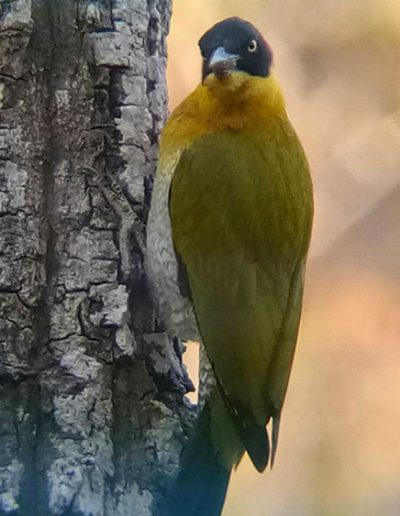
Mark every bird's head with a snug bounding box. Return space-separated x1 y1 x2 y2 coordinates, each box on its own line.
199 17 273 90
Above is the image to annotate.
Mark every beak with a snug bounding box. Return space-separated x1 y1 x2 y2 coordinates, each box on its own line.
208 47 239 78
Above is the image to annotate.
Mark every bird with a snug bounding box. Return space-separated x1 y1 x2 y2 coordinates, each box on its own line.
146 16 313 516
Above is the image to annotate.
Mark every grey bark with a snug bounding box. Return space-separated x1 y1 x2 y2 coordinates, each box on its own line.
0 1 192 515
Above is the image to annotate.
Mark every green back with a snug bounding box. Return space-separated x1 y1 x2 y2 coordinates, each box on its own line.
170 121 313 466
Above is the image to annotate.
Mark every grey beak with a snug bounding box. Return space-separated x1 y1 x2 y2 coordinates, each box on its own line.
208 47 239 78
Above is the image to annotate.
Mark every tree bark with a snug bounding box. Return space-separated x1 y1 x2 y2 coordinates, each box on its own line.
0 1 191 514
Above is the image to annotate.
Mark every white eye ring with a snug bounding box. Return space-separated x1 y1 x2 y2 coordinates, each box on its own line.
247 39 257 53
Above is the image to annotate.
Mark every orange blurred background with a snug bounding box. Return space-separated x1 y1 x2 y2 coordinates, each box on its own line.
167 1 400 515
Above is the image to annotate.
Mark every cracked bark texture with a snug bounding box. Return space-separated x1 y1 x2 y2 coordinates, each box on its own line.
0 1 192 515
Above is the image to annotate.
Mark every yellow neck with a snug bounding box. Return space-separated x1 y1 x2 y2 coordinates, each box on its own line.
160 72 286 166
201 71 285 128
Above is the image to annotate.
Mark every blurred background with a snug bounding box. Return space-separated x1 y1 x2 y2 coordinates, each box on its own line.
167 1 400 515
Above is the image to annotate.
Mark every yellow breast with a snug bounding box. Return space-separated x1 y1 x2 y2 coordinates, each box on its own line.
159 72 286 173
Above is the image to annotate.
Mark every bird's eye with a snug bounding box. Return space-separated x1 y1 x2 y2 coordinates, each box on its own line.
247 39 257 53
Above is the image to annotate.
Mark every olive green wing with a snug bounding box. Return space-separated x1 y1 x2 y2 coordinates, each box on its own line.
170 129 312 469
267 258 306 465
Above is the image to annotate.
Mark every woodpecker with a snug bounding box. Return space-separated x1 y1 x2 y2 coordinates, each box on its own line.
146 17 313 516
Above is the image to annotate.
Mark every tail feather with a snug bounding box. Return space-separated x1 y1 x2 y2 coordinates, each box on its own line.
163 401 231 516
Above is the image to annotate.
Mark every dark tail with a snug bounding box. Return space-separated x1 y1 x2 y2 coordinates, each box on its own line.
163 392 238 516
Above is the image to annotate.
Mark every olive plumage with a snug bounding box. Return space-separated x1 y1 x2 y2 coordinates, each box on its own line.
147 17 313 516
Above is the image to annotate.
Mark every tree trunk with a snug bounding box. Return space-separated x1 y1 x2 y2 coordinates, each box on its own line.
0 1 191 514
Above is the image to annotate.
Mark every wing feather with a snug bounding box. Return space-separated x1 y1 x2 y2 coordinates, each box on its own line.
170 127 312 467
